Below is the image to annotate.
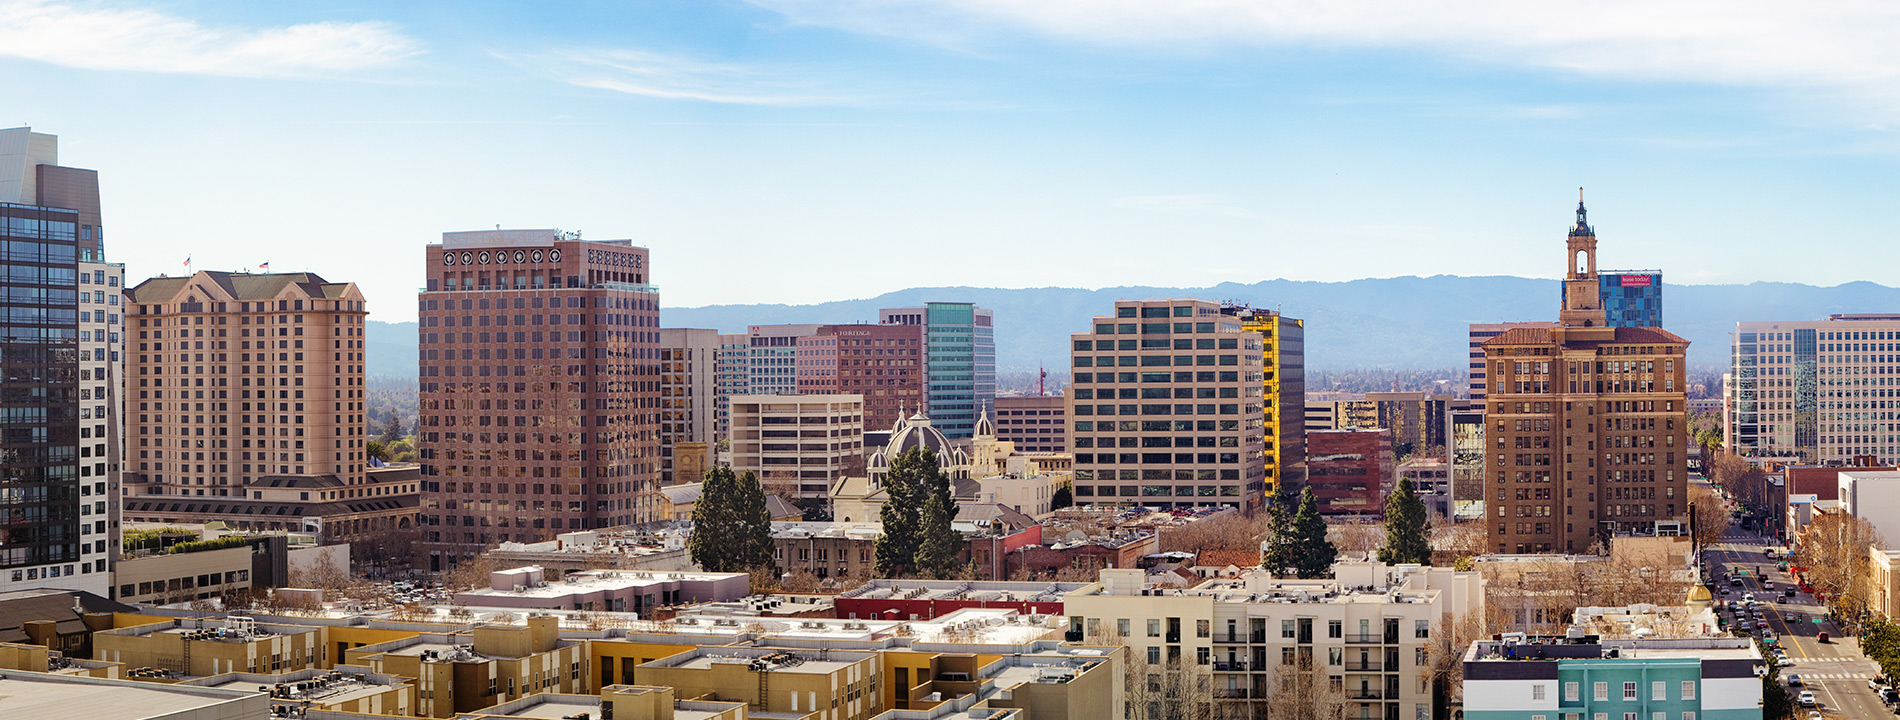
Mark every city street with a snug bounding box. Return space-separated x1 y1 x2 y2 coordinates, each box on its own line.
1707 527 1886 718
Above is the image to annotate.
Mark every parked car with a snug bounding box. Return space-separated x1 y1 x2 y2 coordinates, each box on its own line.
1872 676 1889 690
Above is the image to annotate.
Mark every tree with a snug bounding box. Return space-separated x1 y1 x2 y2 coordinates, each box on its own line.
689 467 774 574
915 466 962 579
1290 488 1338 578
1377 478 1432 565
1862 616 1900 682
379 414 405 444
875 448 942 577
1797 513 1883 631
1051 482 1074 510
1258 667 1348 720
1688 483 1729 556
1261 485 1296 574
366 439 390 462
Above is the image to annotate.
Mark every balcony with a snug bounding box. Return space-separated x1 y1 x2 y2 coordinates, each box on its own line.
1348 689 1384 700
1343 661 1382 672
1344 634 1384 644
1213 689 1252 699
1215 634 1246 644
1213 661 1250 672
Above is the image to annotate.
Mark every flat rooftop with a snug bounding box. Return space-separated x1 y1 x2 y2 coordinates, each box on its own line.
459 569 742 601
0 672 258 720
207 676 390 705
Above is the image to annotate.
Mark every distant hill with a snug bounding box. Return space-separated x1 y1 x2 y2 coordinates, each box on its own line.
363 276 1900 377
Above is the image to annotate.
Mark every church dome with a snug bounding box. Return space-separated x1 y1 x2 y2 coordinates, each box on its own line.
888 412 953 457
974 410 994 439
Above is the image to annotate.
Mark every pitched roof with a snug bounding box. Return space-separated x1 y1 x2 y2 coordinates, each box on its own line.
0 589 134 644
1483 325 1688 347
765 495 803 520
250 474 345 489
660 483 703 505
127 271 359 304
122 494 416 519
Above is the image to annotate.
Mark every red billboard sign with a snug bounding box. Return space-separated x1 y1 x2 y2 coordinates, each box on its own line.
1619 275 1654 287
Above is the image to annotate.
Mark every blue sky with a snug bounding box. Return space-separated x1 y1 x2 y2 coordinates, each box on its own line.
5 0 1899 323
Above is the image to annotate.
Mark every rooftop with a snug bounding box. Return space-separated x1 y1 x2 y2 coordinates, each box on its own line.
1468 637 1760 663
839 579 1086 604
0 670 263 720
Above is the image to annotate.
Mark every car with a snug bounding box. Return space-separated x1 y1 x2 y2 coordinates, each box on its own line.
1788 674 1803 686
1786 612 1799 621
1820 632 1831 643
1764 580 1775 590
1798 690 1817 706
1776 655 1794 667
1883 687 1900 703
1744 593 1756 602
1874 676 1890 690
1808 712 1821 720
1732 577 1744 586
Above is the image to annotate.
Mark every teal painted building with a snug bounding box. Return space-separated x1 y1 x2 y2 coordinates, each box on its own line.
879 302 995 439
1464 638 1762 720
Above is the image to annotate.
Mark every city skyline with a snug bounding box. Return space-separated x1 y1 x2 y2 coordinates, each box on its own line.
5 1 1900 325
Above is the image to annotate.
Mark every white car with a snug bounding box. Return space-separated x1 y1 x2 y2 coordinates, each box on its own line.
1797 690 1816 706
1776 655 1794 667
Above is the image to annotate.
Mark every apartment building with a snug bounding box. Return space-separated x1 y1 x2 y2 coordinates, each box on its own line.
1066 299 1268 511
881 303 996 439
994 395 1068 452
728 394 865 501
713 332 748 440
125 271 370 498
1229 305 1306 495
1463 637 1761 720
1482 200 1690 552
417 229 662 570
94 616 326 676
346 615 589 718
1062 561 1484 720
1725 314 1900 465
0 126 119 595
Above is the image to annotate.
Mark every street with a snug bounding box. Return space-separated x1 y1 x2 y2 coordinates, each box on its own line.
1707 526 1886 718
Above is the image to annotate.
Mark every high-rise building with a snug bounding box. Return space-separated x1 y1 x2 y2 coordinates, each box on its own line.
0 126 118 594
728 394 864 502
417 229 661 571
1481 197 1690 552
1306 429 1395 515
1595 271 1663 328
797 324 922 430
1305 392 1451 457
746 324 822 396
714 332 748 440
880 303 994 439
1228 306 1306 497
659 328 718 485
1065 299 1266 511
126 271 369 499
1725 314 1900 465
993 395 1068 453
1446 407 1486 520
1469 322 1556 406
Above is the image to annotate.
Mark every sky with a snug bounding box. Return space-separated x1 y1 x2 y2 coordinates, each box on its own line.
6 0 1900 324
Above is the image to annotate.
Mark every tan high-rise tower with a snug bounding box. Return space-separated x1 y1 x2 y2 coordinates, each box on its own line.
1481 195 1690 553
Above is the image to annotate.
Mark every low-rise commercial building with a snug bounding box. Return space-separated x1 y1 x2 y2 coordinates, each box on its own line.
835 579 1088 620
1306 429 1395 516
0 669 269 720
345 614 589 718
1463 637 1762 720
452 566 751 613
994 395 1068 453
94 615 326 677
729 394 865 502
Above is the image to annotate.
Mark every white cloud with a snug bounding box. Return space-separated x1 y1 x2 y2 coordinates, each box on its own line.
530 49 856 105
749 1 1900 101
0 0 419 78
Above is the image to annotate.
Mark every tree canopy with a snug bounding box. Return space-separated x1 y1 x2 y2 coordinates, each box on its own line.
1291 487 1338 578
689 466 775 574
1377 478 1432 566
876 448 963 578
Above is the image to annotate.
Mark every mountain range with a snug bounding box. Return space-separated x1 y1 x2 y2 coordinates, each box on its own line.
364 276 1900 378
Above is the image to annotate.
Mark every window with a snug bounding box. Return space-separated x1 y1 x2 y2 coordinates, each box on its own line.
1681 714 1694 720
1532 685 1547 701
1680 681 1695 700
1415 620 1430 638
1652 714 1664 720
1622 682 1636 700
1196 619 1210 638
1652 681 1665 699
1533 716 1546 720
1565 682 1579 702
1119 619 1130 636
1196 647 1210 665
1148 619 1161 637
1594 682 1608 701
1147 647 1160 664
1282 619 1296 638
1328 620 1342 638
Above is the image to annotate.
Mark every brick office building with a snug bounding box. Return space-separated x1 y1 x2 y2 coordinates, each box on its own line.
1482 199 1690 553
417 229 661 571
796 324 923 430
1305 429 1395 516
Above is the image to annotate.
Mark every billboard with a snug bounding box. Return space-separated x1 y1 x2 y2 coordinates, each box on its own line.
1619 275 1655 287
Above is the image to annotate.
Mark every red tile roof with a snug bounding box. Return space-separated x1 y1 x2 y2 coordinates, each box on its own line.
1483 326 1688 347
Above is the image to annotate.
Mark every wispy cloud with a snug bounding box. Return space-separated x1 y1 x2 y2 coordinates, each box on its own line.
522 49 859 106
749 1 1900 115
1116 193 1256 218
0 0 419 78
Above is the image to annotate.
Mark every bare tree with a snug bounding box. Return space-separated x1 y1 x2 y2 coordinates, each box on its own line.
1258 665 1349 720
1432 522 1488 568
1688 484 1729 556
1797 513 1883 631
441 553 496 593
1159 513 1269 555
1329 518 1384 560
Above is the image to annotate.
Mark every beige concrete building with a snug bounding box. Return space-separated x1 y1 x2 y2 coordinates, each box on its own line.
1065 299 1267 511
1062 561 1484 720
994 395 1068 452
346 615 589 718
95 615 326 677
0 669 268 720
729 394 865 501
660 328 719 487
184 665 414 716
125 271 369 499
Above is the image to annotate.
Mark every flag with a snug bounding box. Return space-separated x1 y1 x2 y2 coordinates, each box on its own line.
182 256 191 270
258 261 270 271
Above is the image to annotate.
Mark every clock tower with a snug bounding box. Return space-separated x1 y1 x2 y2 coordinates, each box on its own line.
1558 189 1609 331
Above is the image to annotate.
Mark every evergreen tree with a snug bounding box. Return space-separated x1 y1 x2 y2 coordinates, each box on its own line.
1261 484 1296 574
916 474 962 578
1291 487 1337 579
1377 478 1433 566
732 470 776 573
689 466 742 572
875 448 938 577
1051 483 1074 510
